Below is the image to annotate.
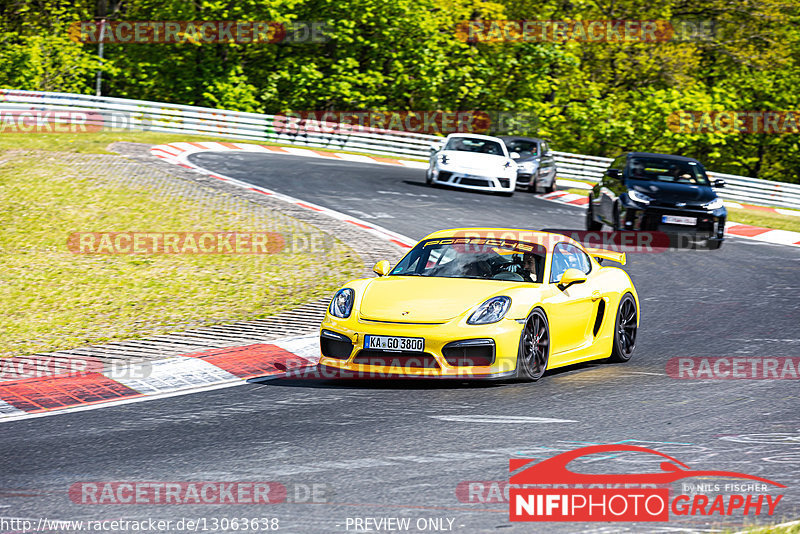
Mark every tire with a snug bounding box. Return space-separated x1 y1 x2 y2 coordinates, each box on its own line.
609 293 637 363
586 201 602 231
530 171 541 193
515 309 550 381
612 202 621 231
706 238 722 250
543 174 555 194
425 167 433 185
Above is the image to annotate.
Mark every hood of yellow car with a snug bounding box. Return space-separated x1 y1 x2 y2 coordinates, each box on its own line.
358 276 516 323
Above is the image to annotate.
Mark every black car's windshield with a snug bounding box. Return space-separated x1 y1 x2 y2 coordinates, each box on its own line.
504 140 539 157
628 157 710 185
391 238 546 283
444 137 504 155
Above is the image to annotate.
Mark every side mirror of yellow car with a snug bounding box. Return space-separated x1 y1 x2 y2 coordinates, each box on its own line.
558 268 587 291
373 260 391 277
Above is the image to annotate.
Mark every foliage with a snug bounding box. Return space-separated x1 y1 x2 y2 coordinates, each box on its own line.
1 0 799 181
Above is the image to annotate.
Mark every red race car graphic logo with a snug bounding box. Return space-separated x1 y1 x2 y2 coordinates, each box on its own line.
508 444 785 522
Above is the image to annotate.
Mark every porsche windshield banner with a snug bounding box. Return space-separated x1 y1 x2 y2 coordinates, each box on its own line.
507 444 785 522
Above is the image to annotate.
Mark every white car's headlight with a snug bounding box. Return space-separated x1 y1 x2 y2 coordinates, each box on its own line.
467 296 511 325
702 198 724 210
628 190 652 205
329 288 355 318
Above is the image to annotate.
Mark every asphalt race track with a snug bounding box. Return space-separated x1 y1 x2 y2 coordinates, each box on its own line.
2 151 799 533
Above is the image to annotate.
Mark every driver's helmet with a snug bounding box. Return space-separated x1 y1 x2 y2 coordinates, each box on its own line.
522 252 538 279
630 159 646 177
673 165 693 182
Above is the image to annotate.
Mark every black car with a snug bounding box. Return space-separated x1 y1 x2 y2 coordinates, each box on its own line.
500 136 558 193
586 152 727 249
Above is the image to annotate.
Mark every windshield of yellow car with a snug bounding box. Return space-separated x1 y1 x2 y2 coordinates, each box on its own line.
390 238 546 283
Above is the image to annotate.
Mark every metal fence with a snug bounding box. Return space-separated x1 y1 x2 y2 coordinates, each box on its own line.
2 89 799 209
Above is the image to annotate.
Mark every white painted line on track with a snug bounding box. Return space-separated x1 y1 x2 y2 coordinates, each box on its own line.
336 153 381 164
398 160 428 169
279 147 323 157
430 415 577 424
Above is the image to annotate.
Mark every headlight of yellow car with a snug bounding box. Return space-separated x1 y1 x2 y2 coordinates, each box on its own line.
329 288 355 318
467 296 511 325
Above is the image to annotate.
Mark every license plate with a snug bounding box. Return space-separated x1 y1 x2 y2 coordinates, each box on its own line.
364 335 424 352
662 215 697 226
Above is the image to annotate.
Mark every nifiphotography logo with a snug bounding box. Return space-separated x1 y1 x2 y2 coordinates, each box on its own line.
508 444 785 522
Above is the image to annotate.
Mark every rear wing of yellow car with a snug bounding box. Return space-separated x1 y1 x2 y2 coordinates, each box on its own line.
585 247 626 266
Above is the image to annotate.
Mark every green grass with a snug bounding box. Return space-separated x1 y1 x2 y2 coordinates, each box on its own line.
561 189 800 233
565 187 593 196
0 148 361 357
0 131 196 154
735 520 800 533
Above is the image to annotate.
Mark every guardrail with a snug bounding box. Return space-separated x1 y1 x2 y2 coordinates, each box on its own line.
2 89 799 209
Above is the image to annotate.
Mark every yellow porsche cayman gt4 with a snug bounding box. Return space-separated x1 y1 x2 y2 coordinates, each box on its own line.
318 228 639 381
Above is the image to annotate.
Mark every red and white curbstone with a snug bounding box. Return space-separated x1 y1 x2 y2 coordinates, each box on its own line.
0 336 319 422
540 191 589 206
725 221 800 246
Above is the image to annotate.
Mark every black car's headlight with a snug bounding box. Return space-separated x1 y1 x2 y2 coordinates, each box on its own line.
627 190 653 205
702 198 724 210
467 296 511 325
329 288 355 318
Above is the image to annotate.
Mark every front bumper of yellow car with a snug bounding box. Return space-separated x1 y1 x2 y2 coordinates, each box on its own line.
318 314 525 379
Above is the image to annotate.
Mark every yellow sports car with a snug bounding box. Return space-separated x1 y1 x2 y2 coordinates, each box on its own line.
318 228 639 381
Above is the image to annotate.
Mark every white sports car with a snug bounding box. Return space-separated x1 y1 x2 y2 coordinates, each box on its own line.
426 133 518 196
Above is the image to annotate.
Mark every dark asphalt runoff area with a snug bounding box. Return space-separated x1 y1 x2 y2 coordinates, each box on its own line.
1 151 798 533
